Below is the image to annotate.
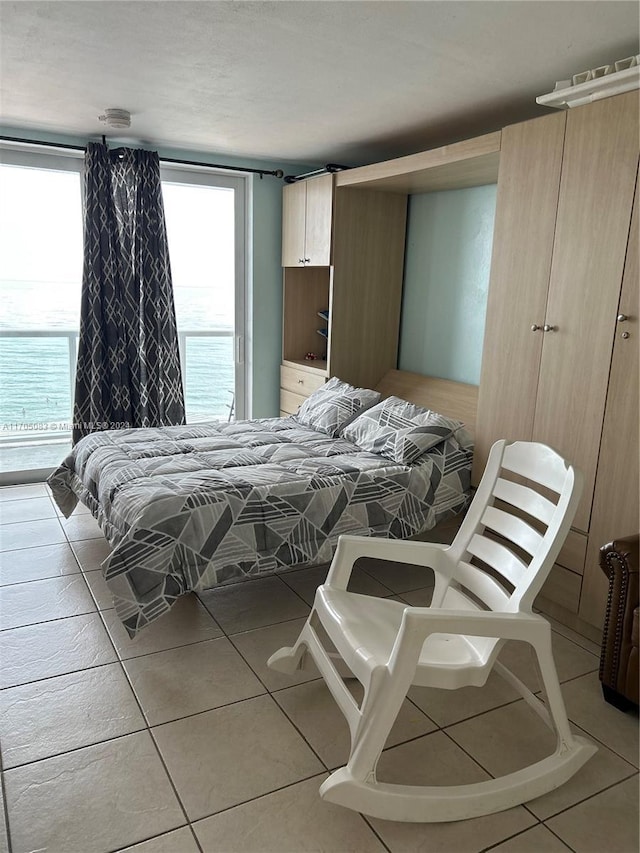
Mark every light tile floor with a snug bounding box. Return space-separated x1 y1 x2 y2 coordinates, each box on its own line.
0 484 638 853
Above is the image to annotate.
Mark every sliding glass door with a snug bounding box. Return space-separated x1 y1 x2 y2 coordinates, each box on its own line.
160 167 248 423
0 148 83 481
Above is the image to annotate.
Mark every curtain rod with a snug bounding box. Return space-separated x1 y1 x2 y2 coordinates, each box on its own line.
0 135 285 179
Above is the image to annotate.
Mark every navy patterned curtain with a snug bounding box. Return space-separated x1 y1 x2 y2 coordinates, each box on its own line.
73 143 185 444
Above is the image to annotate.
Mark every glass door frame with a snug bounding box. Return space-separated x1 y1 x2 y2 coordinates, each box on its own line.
159 164 250 421
0 143 84 486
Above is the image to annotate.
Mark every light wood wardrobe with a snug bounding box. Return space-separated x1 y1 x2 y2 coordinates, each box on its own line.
474 91 639 635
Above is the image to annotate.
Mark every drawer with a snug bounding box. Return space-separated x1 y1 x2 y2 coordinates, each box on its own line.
556 529 587 575
280 388 306 416
537 564 582 614
280 365 325 398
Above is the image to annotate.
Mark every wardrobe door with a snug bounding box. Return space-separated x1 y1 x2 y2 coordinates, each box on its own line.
579 173 639 628
473 113 566 483
532 93 639 533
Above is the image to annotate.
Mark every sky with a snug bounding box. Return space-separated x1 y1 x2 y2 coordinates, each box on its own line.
0 163 236 329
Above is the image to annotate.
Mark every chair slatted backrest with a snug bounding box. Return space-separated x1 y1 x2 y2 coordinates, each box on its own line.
447 440 583 615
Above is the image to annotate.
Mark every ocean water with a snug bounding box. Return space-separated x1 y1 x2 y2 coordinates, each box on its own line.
0 279 235 438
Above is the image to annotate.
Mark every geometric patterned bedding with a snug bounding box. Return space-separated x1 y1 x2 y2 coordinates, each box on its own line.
47 416 472 637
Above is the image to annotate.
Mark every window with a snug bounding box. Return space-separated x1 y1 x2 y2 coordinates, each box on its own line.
0 148 83 480
0 147 250 483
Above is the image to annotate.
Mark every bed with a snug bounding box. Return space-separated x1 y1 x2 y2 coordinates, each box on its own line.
48 370 478 636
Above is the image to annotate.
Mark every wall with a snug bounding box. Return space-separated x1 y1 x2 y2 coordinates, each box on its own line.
0 126 312 417
398 184 497 386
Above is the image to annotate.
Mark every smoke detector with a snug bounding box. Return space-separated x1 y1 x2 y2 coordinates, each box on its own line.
98 108 131 129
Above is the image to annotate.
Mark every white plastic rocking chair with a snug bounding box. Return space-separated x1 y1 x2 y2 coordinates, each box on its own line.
267 440 597 822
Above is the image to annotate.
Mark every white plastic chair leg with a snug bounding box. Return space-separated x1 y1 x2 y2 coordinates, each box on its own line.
345 668 404 783
532 635 578 747
267 637 309 675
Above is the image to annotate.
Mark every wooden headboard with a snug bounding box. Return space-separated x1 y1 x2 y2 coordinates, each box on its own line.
375 369 478 439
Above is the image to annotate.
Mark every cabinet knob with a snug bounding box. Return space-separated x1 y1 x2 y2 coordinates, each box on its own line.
304 258 311 264
617 314 629 323
531 324 541 331
298 258 305 265
297 379 304 384
543 324 556 332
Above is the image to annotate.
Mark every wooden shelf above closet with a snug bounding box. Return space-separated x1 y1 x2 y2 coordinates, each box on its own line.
336 131 501 193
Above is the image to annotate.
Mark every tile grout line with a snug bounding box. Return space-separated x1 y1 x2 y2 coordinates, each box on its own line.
100 585 333 848
93 604 199 850
0 656 123 693
360 815 393 853
145 725 205 851
561 717 639 774
0 604 100 634
192 582 375 829
4 530 204 853
104 823 198 853
2 724 150 774
541 823 579 852
196 585 339 778
188 770 330 823
539 772 640 827
480 823 577 852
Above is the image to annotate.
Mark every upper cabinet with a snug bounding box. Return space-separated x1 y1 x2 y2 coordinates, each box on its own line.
282 173 333 267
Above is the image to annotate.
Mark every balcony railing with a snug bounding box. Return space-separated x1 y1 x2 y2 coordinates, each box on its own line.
0 328 236 475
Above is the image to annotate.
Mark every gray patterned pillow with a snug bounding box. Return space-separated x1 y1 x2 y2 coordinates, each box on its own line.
295 376 381 438
342 395 462 464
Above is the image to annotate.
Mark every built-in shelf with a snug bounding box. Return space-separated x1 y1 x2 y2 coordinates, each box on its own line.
335 131 501 194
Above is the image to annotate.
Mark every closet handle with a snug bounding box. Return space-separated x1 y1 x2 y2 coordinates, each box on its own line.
617 314 629 323
531 324 542 331
543 324 556 332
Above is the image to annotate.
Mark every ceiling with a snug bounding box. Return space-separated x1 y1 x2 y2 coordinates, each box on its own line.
0 1 638 167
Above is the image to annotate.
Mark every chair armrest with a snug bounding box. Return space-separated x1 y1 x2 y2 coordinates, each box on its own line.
325 535 451 590
388 608 550 672
600 536 639 580
599 535 640 704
